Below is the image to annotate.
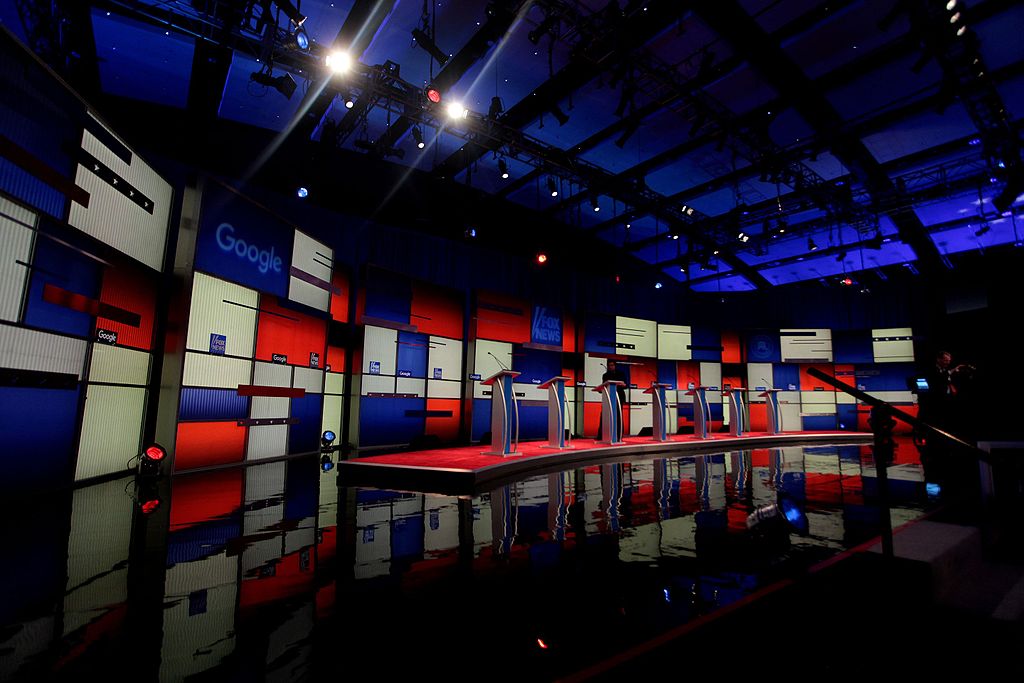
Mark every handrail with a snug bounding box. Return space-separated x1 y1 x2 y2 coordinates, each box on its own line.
804 367 991 462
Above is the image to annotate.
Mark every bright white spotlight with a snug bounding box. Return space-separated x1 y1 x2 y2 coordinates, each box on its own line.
446 101 468 119
326 51 352 73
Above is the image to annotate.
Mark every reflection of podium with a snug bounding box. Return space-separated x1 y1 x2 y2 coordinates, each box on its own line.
643 382 674 441
686 386 712 439
482 370 521 456
593 380 626 444
759 389 785 435
722 387 748 437
538 376 573 450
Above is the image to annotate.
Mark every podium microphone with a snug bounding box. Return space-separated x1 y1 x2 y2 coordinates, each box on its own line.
488 351 509 371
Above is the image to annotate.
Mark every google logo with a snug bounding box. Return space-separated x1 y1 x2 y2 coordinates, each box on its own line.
216 223 282 274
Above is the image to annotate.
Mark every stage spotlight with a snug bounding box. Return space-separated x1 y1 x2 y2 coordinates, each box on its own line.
137 444 166 479
250 70 297 99
536 252 548 264
590 194 600 212
326 51 352 73
548 177 558 197
446 101 468 119
290 28 309 51
489 96 504 119
654 282 663 289
344 96 355 109
274 1 306 27
320 454 334 472
947 0 957 9
297 186 309 199
808 237 818 251
412 126 426 149
464 227 477 238
426 87 442 104
498 159 509 179
321 430 337 449
412 28 449 66
746 494 809 535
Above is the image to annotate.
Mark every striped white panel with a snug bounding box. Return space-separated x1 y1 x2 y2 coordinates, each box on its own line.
779 399 802 432
319 475 339 528
837 392 857 404
872 327 914 362
160 562 237 682
427 378 460 399
473 340 512 399
423 501 460 553
325 372 345 395
250 396 289 419
801 403 837 415
186 272 258 357
75 385 146 480
396 376 426 397
516 382 547 402
289 231 332 312
0 199 35 322
361 374 395 395
241 536 283 573
616 315 657 357
699 362 722 401
864 390 916 404
68 118 172 271
746 363 774 402
801 390 837 405
322 394 343 445
780 328 833 362
355 504 393 578
362 325 397 375
629 402 653 435
245 461 286 504
428 336 462 381
293 366 324 394
284 522 316 555
657 324 691 360
88 344 150 385
0 325 87 377
723 400 730 425
64 479 132 634
583 353 605 402
629 389 653 404
246 424 288 460
253 360 290 387
183 352 251 388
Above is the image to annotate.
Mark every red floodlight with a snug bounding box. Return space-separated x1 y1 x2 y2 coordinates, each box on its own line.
426 87 442 103
144 445 166 461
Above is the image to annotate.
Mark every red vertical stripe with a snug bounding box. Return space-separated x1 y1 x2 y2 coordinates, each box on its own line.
676 361 701 390
255 295 327 365
411 283 463 338
721 330 741 363
424 398 461 441
562 311 576 353
329 271 349 323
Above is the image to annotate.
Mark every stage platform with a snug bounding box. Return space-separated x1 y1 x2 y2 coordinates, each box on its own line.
336 431 874 494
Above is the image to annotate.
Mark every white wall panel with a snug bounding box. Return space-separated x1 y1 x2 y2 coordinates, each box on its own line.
88 343 150 385
396 376 426 397
423 499 460 553
864 390 916 404
583 353 605 402
0 325 87 377
75 385 146 480
872 327 914 362
801 390 837 405
160 571 236 682
616 316 657 357
245 461 286 504
473 339 512 399
250 396 289 419
253 360 290 387
781 328 833 362
629 402 653 435
427 378 460 399
246 424 288 460
361 374 396 395
427 336 462 380
657 324 691 360
746 362 774 401
288 231 332 312
324 371 345 395
0 198 35 322
187 272 258 357
516 382 546 402
362 325 397 375
699 362 722 401
322 394 343 444
293 366 323 394
284 522 316 555
183 352 251 388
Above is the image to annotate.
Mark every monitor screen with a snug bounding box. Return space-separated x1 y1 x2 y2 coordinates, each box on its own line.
914 378 929 392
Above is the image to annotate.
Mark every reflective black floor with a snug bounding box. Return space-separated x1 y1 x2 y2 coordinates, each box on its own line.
0 441 936 681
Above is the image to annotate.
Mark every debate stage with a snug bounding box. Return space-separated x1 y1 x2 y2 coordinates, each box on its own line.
336 430 874 494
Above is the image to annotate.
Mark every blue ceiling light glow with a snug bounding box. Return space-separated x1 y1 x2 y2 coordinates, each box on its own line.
654 282 663 289
297 186 308 198
968 137 981 146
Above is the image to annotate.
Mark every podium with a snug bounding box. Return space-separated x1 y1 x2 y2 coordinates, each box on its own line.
593 380 626 444
759 389 785 435
482 370 521 456
722 387 749 437
538 376 573 450
686 386 712 439
643 382 674 441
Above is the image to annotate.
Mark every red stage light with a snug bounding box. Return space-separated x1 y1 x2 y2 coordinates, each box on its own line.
144 445 166 461
536 638 549 650
141 499 161 514
426 87 441 103
536 252 548 264
841 277 853 286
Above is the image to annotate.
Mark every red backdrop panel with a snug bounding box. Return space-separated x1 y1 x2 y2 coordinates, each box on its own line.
329 271 349 323
475 291 530 343
169 469 243 530
174 421 247 471
255 295 327 366
411 283 463 338
721 330 741 363
799 363 836 391
676 361 701 390
425 398 461 441
96 263 156 350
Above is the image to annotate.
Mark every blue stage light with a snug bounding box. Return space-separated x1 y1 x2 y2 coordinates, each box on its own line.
321 454 334 472
321 430 337 447
297 186 309 198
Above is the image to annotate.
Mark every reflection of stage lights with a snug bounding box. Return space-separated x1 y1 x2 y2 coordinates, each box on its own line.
746 494 808 535
320 454 334 472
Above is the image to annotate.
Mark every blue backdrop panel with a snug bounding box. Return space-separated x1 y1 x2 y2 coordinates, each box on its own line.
837 405 859 430
584 313 616 354
179 388 250 421
0 158 67 218
23 236 101 336
746 330 781 363
802 414 837 431
708 402 724 420
517 403 547 441
833 330 874 363
472 397 491 441
773 363 801 390
657 360 677 387
514 345 561 385
396 331 428 378
0 385 80 496
364 268 411 325
690 327 722 361
391 514 425 560
359 396 426 447
288 394 324 454
677 402 695 420
854 362 916 391
285 459 319 521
